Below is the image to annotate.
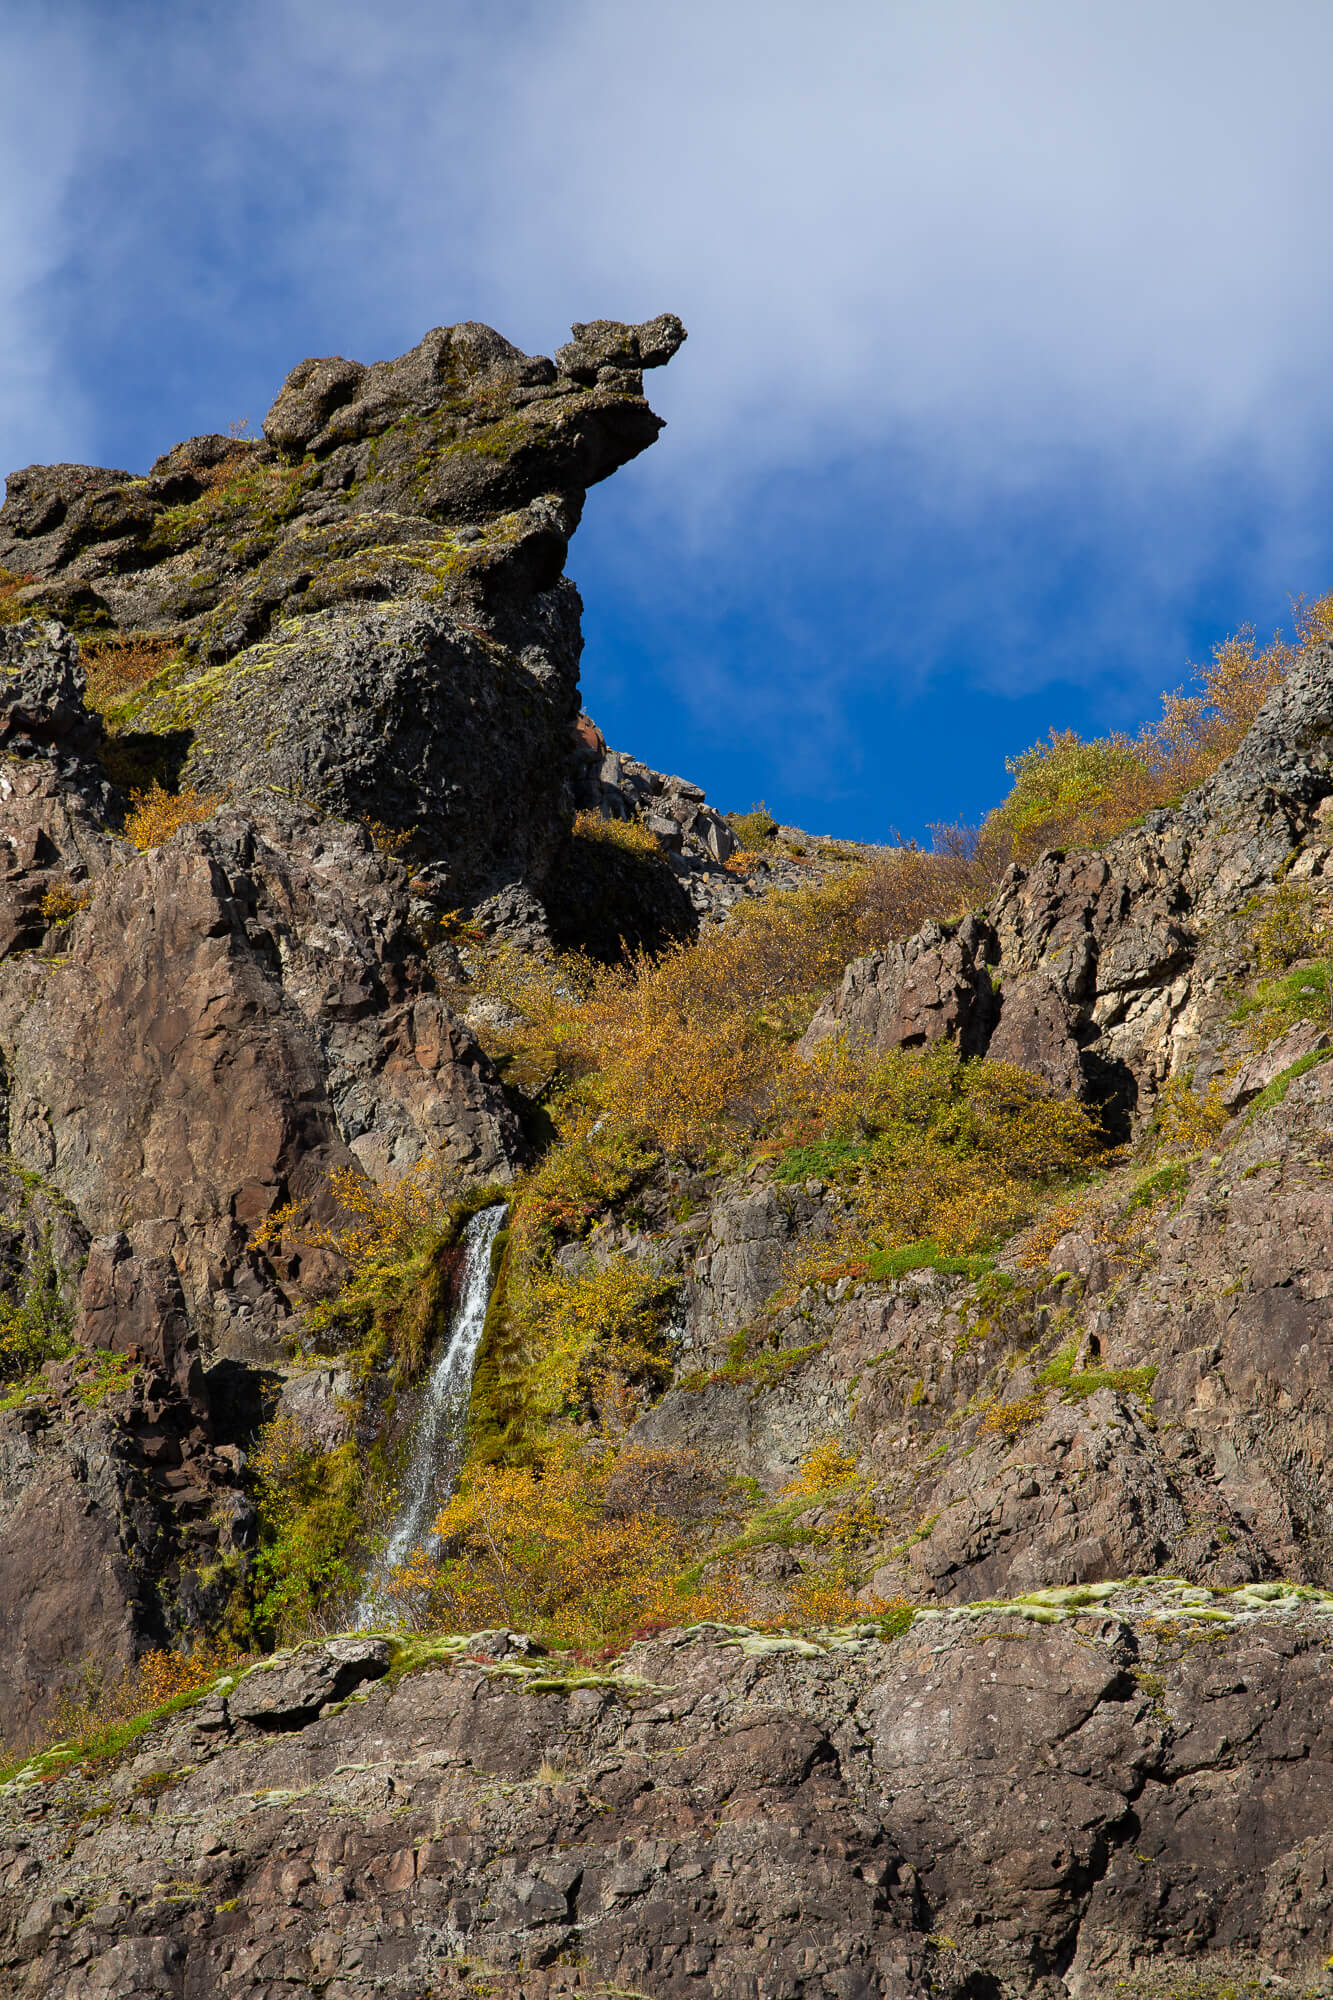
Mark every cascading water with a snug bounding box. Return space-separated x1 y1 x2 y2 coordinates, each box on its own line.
354 1201 505 1627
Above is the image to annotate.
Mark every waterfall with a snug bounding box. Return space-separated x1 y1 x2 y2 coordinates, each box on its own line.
354 1201 505 1627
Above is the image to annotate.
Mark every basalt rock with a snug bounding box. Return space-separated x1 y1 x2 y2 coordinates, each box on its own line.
0 316 685 921
802 646 1333 1126
4 1604 1333 1997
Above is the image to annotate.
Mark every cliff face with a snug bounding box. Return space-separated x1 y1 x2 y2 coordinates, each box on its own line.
5 1595 1333 1999
3 319 1333 1997
625 643 1333 1615
0 315 685 921
0 318 685 1738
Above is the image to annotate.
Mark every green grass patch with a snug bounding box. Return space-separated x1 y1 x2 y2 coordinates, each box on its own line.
774 1139 875 1183
868 1239 995 1283
675 1476 859 1590
1244 1046 1333 1122
1231 960 1333 1042
0 1681 222 1792
1038 1340 1157 1401
1123 1161 1191 1215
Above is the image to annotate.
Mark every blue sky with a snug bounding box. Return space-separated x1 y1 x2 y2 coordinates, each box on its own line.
6 1 1333 841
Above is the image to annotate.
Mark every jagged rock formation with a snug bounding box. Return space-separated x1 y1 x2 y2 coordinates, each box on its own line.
0 314 685 924
5 317 1333 1996
5 1596 1333 1997
0 317 684 1737
805 646 1333 1132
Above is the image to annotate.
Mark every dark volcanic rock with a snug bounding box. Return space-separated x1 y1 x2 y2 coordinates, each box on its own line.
0 315 686 918
3 1606 1333 1996
0 316 689 1741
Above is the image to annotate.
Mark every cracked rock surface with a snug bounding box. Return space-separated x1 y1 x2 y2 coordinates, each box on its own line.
2 1601 1333 1998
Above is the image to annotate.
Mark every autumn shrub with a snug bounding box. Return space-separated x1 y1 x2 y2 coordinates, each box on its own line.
363 818 417 858
559 870 895 1154
48 1643 239 1746
262 1158 499 1381
245 1415 370 1641
1247 881 1323 973
1151 1073 1230 1153
0 568 35 625
124 781 217 850
727 802 777 846
39 879 91 924
0 1235 74 1385
981 599 1333 864
81 634 175 713
389 1444 746 1649
765 1038 1106 1260
570 808 668 862
0 1637 249 1780
783 1439 859 1499
470 1253 679 1462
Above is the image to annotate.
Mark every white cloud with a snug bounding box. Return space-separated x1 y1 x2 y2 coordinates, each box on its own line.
6 0 1333 772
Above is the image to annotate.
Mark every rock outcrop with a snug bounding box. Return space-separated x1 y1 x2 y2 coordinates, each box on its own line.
5 1598 1333 1997
0 314 685 922
802 644 1333 1131
6 317 1333 1997
0 317 684 1736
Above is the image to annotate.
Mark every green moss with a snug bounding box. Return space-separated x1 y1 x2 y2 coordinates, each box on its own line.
1124 1160 1191 1214
243 1436 371 1646
1037 1340 1157 1402
444 414 546 460
687 1337 827 1393
1244 1046 1333 1121
868 1239 995 1283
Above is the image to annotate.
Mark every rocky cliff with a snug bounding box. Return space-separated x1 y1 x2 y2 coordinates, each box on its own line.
1 320 1333 1997
0 317 691 1736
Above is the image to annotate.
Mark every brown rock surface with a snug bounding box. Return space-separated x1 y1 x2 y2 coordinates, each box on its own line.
3 1606 1333 1997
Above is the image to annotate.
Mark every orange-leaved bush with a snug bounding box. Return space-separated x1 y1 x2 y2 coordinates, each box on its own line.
389 1444 746 1650
124 782 217 851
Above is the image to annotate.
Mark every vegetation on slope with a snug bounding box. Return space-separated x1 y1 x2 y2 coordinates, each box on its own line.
148 598 1333 1670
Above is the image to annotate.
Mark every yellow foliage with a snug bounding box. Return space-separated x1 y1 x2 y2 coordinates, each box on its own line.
768 1039 1107 1259
391 1446 745 1650
124 782 217 850
780 1573 902 1626
363 818 416 858
783 1440 859 1499
980 1393 1045 1439
257 1155 482 1382
1249 881 1323 973
39 880 91 924
1152 1073 1229 1152
481 1253 678 1450
984 603 1331 864
43 1640 243 1752
81 634 175 712
570 808 666 862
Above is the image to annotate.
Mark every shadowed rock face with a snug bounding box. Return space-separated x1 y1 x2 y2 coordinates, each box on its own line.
4 1604 1333 1998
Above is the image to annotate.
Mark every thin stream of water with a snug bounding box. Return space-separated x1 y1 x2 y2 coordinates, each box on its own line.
354 1201 505 1627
